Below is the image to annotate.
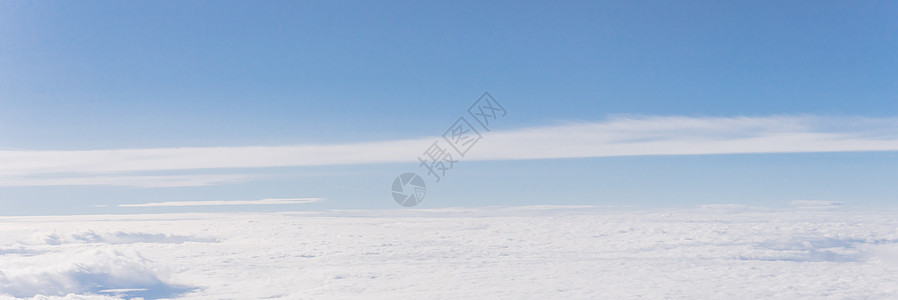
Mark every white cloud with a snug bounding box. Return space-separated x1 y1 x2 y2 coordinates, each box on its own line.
118 197 323 207
790 200 844 210
469 115 898 160
1 115 897 187
27 230 218 245
2 207 898 299
0 248 193 299
0 174 257 188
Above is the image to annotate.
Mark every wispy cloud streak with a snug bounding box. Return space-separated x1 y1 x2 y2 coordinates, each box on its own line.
2 115 897 187
118 197 323 207
469 115 898 160
0 174 256 188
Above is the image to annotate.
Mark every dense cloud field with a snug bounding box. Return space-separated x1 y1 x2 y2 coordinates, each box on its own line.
1 205 897 299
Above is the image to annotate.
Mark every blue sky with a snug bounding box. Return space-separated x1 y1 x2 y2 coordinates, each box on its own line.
1 1 897 215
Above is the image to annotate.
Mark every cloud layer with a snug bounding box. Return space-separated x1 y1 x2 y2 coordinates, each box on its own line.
2 206 898 299
2 115 897 187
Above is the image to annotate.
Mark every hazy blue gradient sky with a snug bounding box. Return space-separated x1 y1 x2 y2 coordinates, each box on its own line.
1 1 896 215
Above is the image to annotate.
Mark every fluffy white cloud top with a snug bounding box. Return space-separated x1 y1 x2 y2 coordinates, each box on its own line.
1 205 897 299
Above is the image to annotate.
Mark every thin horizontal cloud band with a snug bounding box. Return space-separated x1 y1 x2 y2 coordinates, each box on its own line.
2 115 898 179
118 198 324 207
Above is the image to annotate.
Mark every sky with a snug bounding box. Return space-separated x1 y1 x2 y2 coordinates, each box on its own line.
0 0 896 215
